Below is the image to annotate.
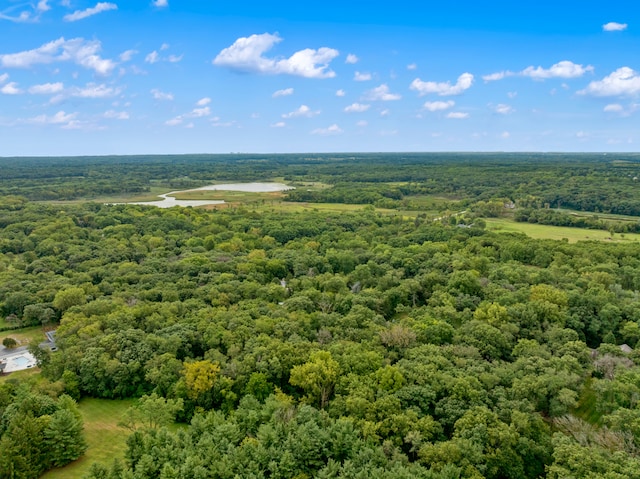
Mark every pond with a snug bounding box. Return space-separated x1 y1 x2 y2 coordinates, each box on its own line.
122 182 293 208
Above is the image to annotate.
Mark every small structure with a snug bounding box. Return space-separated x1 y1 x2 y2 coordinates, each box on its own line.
620 344 634 354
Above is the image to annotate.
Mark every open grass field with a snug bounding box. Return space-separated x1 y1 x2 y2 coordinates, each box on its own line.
42 398 135 479
485 218 640 243
1 325 47 347
0 367 41 385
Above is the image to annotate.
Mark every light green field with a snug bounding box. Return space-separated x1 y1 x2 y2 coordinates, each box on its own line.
42 398 135 479
1 326 47 347
486 218 640 243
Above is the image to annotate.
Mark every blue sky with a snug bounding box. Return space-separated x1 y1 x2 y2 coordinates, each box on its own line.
0 0 639 155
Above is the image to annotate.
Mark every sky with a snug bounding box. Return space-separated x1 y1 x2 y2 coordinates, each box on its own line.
0 0 639 155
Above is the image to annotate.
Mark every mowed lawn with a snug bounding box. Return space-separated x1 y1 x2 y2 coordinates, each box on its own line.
485 218 640 243
42 398 134 479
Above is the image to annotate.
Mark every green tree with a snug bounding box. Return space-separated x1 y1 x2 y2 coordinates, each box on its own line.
290 351 340 409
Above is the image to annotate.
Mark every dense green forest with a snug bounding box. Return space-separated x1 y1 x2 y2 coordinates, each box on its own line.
2 154 640 478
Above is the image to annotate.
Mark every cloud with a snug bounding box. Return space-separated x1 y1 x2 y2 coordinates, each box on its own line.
410 73 474 96
28 82 64 94
346 54 358 64
344 103 370 113
153 0 168 7
0 73 8 83
407 63 417 71
0 37 116 75
151 88 173 100
37 1 51 12
336 89 346 97
189 107 210 118
28 110 78 126
282 105 319 118
213 33 339 79
103 110 129 120
272 87 294 98
119 50 137 62
363 84 401 101
311 124 343 135
494 103 514 114
484 61 593 82
380 109 390 117
482 71 513 82
356 120 368 127
72 83 119 98
578 67 640 96
604 103 624 112
354 71 372 81
500 131 510 139
521 61 593 79
446 112 469 119
1 82 21 94
64 2 117 22
271 121 286 128
167 54 182 63
507 91 517 98
423 100 454 111
145 51 159 64
196 97 211 106
165 106 211 126
603 22 627 32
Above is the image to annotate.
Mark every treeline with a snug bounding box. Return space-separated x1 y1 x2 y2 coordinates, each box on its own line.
514 208 640 234
2 200 640 477
3 154 640 216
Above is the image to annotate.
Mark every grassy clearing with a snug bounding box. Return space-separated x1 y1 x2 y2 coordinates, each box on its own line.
557 208 640 223
1 326 47 347
42 398 135 479
485 218 640 243
572 378 602 425
0 367 41 385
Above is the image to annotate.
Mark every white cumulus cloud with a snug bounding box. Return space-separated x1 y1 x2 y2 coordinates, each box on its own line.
482 71 513 82
272 87 293 98
28 110 77 126
271 121 286 128
103 110 129 120
119 49 137 62
579 67 640 96
1 82 21 94
354 71 372 81
151 88 173 100
410 73 474 96
423 100 454 111
311 124 343 135
345 54 358 64
213 33 339 79
604 103 624 112
282 105 320 118
521 61 593 79
28 82 64 94
363 84 401 101
37 0 51 12
344 103 370 113
153 0 168 7
494 103 514 114
64 2 117 22
0 37 116 75
447 112 469 119
0 73 9 83
145 51 159 64
603 22 627 32
196 97 211 106
336 89 346 97
407 63 417 71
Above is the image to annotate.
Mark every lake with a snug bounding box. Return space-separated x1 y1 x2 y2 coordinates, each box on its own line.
123 182 293 208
